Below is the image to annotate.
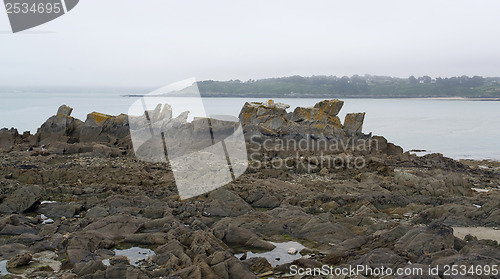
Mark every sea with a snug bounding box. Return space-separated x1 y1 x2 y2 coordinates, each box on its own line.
1 87 499 161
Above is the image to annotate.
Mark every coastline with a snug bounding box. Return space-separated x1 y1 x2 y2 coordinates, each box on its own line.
0 102 499 278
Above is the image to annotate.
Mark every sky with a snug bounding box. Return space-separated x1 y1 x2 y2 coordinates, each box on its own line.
1 0 500 87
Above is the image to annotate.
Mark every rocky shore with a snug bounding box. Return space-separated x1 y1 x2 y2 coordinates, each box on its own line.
0 100 499 278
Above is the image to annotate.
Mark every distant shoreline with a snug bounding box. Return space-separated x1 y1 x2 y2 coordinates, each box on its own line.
121 94 500 101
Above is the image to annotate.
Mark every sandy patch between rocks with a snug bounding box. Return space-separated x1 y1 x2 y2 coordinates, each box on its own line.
453 227 500 242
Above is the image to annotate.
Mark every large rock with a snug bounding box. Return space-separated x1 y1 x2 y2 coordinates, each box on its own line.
79 112 130 145
343 112 365 135
57 104 73 116
395 223 455 261
288 99 344 128
6 252 32 269
83 214 145 239
0 185 42 214
314 99 344 116
36 105 83 144
288 106 342 128
239 100 289 129
204 189 253 217
0 128 19 151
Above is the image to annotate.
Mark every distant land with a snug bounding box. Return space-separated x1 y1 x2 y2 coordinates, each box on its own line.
196 75 500 98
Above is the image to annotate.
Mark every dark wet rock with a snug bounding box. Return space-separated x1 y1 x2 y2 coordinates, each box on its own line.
86 206 109 218
0 243 28 260
11 233 42 246
109 255 130 265
213 219 275 250
244 189 281 209
0 185 42 214
6 251 32 269
226 257 259 279
395 223 455 261
42 203 82 218
204 188 253 217
354 248 406 271
103 265 151 279
123 232 168 245
74 260 106 277
82 214 145 239
0 223 37 236
242 257 272 274
66 230 112 264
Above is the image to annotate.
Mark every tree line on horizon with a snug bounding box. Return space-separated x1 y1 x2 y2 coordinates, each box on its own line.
197 75 500 98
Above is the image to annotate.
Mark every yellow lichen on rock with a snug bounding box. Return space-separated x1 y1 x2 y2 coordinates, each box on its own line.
89 112 111 124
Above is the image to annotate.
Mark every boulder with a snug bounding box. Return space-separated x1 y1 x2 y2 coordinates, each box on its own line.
395 223 455 261
79 112 130 146
0 128 19 150
204 189 253 217
0 185 42 214
343 112 365 135
287 100 345 129
79 112 112 143
239 100 289 128
37 105 83 144
74 260 106 277
109 255 130 266
288 106 342 128
242 257 272 274
6 252 32 269
57 104 73 116
105 265 150 278
313 99 344 116
83 214 145 239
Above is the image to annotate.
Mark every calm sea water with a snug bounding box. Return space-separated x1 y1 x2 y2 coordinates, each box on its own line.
1 88 499 160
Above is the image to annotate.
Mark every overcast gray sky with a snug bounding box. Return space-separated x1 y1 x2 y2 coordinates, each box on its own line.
1 0 500 87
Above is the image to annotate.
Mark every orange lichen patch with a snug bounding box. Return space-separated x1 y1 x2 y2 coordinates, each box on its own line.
328 116 342 128
243 112 253 121
89 112 112 124
312 124 326 129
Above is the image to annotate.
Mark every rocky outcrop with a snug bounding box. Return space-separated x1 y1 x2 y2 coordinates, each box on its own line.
239 99 351 136
6 251 32 269
0 185 42 214
0 128 19 150
33 105 131 153
36 104 83 144
343 112 365 136
79 112 130 146
4 101 404 163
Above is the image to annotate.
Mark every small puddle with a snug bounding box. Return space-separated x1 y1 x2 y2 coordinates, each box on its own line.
453 227 500 242
235 241 305 267
102 247 155 266
0 260 11 275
